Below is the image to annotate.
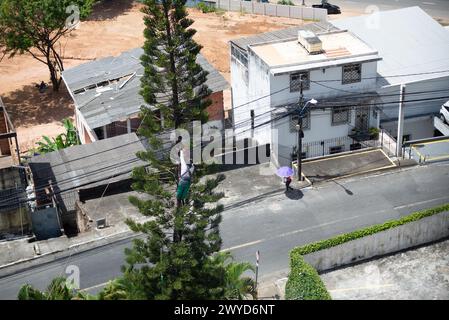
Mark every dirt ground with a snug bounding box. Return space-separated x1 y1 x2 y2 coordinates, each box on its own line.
0 0 355 153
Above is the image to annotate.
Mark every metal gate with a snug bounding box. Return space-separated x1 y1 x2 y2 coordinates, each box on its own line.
355 107 370 132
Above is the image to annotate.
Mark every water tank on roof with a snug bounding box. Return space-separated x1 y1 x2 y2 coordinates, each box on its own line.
298 30 322 55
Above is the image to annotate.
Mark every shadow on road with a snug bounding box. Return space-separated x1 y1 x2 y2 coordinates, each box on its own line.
333 180 354 196
285 189 303 200
223 188 285 211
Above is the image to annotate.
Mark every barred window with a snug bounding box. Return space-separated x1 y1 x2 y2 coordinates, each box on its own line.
332 107 351 125
342 64 361 84
290 72 310 92
290 111 310 132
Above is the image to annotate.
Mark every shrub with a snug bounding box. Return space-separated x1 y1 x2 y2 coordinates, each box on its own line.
285 254 331 300
277 0 295 5
197 2 216 13
292 203 449 256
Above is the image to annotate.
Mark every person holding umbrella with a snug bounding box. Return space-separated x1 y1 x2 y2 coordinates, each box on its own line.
276 166 294 192
284 175 293 192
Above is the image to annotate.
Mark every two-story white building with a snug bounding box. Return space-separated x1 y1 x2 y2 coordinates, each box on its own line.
230 22 382 166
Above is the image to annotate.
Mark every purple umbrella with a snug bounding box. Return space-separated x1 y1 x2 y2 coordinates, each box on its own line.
276 166 294 177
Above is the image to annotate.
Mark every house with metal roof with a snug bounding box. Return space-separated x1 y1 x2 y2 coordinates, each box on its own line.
62 48 229 144
28 133 147 235
229 22 384 166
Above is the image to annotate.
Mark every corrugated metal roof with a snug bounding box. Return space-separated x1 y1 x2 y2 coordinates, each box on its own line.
331 7 449 87
62 49 229 130
230 22 339 50
28 133 147 198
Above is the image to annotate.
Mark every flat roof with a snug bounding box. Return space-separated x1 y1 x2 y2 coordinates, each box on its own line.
62 49 229 130
250 30 380 72
230 22 339 50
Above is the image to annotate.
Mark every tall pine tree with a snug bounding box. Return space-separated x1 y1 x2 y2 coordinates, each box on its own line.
122 0 227 300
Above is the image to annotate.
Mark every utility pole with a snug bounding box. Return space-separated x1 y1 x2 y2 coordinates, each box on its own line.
255 250 260 291
250 109 255 139
396 84 406 157
297 76 305 181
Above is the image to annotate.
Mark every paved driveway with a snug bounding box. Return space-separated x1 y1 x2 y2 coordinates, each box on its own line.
321 240 449 300
302 149 396 183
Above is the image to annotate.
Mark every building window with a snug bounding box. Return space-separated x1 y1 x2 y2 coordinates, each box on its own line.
342 63 362 84
290 111 310 132
290 72 310 92
332 107 351 125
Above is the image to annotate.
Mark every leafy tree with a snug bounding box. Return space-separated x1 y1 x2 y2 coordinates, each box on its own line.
0 0 95 91
36 118 79 154
18 277 93 300
212 252 257 300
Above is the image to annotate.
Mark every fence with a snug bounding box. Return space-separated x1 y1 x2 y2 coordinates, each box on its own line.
190 0 328 22
300 135 380 160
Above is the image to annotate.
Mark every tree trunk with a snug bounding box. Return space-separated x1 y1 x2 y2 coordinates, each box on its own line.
46 46 63 92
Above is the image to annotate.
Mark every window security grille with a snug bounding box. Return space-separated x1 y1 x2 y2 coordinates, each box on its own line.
290 72 310 92
342 64 362 84
332 107 351 125
290 112 310 132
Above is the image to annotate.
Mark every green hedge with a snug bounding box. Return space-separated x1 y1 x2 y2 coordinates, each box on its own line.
285 254 331 300
292 203 449 256
285 203 449 300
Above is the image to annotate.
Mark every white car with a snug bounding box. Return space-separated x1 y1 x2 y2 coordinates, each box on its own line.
440 101 449 125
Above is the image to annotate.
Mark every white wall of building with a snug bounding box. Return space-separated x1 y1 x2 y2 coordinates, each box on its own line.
232 49 272 145
269 61 378 107
378 76 449 140
232 52 379 146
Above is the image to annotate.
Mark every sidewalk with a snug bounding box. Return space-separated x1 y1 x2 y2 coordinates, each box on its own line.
257 270 289 300
214 163 311 211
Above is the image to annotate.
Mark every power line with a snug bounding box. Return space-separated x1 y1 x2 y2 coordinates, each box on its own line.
7 90 448 206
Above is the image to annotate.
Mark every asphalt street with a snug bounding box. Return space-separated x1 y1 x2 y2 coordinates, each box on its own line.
0 161 449 299
298 0 449 22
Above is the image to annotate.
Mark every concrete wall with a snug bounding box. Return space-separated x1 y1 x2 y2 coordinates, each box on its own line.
216 0 328 21
303 211 449 272
233 49 272 145
378 76 449 140
381 115 435 142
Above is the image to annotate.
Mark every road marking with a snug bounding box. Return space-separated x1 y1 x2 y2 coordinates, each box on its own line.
221 213 370 252
328 283 394 293
80 282 108 292
221 239 264 252
393 196 449 210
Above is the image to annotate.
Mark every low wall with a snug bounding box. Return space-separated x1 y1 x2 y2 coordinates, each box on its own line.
303 211 449 272
215 0 328 22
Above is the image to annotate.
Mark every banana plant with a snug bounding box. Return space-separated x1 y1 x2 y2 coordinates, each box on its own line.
36 118 80 154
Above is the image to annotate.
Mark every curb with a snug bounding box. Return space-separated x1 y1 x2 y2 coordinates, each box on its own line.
0 229 139 279
308 159 418 186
